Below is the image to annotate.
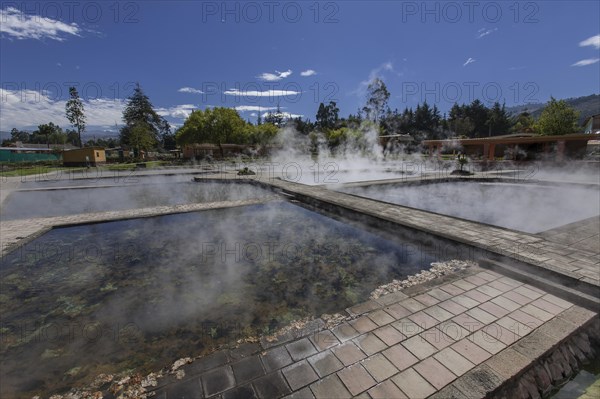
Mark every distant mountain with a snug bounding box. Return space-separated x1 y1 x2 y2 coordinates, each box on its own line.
505 94 600 125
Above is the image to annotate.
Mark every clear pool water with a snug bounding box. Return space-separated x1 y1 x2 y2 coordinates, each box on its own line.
0 201 450 398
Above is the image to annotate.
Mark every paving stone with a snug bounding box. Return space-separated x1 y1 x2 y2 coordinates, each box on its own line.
512 330 555 360
185 350 229 375
476 285 503 298
331 323 360 342
440 283 466 296
222 385 258 399
349 315 378 334
231 355 265 384
337 363 376 396
163 376 203 399
464 275 488 286
437 320 471 342
520 303 554 322
309 330 340 351
503 290 532 305
421 327 455 350
510 309 545 328
414 293 440 307
309 374 351 399
541 293 573 309
466 307 497 324
392 318 424 338
283 387 314 399
463 289 492 303
367 309 395 326
362 353 399 382
424 305 455 322
414 356 457 390
348 300 381 316
391 367 436 398
252 372 292 399
307 350 344 378
428 383 470 399
452 279 477 291
513 285 543 300
452 364 504 399
451 313 484 334
398 297 426 312
408 310 440 330
282 360 319 391
202 365 236 397
434 347 475 376
496 316 534 337
476 271 499 282
286 338 318 361
558 305 597 327
451 294 480 309
451 338 492 365
531 298 565 315
490 295 521 312
487 279 515 293
373 324 406 346
230 343 261 361
484 323 519 346
332 341 366 366
428 287 454 301
384 303 412 319
374 291 409 306
497 276 522 288
261 346 293 373
402 335 437 360
479 301 511 318
367 379 408 399
438 299 468 315
469 329 507 355
354 332 387 356
382 343 419 371
485 348 531 379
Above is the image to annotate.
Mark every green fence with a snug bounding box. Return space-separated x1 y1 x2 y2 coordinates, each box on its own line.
0 150 61 163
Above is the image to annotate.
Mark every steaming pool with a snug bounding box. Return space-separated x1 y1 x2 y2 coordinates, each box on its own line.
1 179 271 220
340 181 600 233
0 200 467 398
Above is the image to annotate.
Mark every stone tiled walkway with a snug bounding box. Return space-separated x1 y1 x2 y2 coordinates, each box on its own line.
150 267 597 398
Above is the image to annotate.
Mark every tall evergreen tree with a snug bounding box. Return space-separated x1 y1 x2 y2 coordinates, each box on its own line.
119 83 170 153
65 87 86 147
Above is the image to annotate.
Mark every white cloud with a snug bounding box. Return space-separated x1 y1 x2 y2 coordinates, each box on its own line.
56 62 62 67
156 104 196 119
0 88 124 129
261 111 303 119
224 88 301 97
579 35 600 49
257 69 293 81
234 105 277 112
178 87 204 94
0 7 81 41
463 58 476 67
477 28 497 39
571 58 600 67
300 69 317 77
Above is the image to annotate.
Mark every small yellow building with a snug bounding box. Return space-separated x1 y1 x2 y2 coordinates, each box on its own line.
62 147 106 166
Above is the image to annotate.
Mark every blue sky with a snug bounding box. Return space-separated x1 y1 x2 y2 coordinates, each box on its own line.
1 1 599 134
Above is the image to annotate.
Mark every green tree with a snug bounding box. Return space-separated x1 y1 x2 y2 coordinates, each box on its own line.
363 78 390 123
487 102 511 136
35 123 63 148
10 128 30 143
176 107 250 156
119 83 169 153
65 87 86 147
511 111 536 133
315 101 339 130
535 97 580 135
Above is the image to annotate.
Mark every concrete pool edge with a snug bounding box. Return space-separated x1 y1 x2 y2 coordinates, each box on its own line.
133 265 598 399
